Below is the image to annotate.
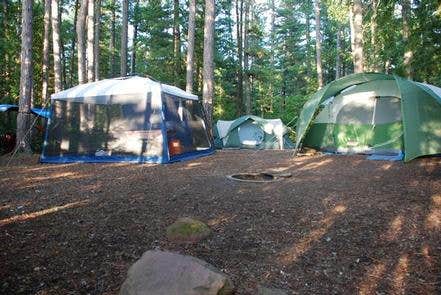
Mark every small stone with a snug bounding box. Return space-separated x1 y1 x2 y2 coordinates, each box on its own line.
166 217 211 244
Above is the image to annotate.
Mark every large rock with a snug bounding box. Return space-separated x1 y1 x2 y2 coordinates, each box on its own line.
166 217 211 243
120 250 234 295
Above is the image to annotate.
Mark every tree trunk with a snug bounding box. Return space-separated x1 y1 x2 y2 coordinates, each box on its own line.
16 0 33 153
60 20 66 88
351 0 364 73
77 0 87 84
51 0 62 92
120 0 128 77
336 27 341 79
42 0 51 101
243 0 251 114
130 23 138 75
86 0 94 82
402 0 412 78
94 0 101 81
173 0 181 85
109 0 116 77
269 0 275 112
305 2 311 78
314 0 323 88
370 0 381 72
130 0 139 75
202 0 215 127
236 0 243 115
185 0 196 93
69 0 79 87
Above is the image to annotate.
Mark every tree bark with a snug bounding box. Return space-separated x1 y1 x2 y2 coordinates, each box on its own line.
402 0 412 78
42 0 51 101
336 27 341 79
69 0 79 87
202 0 215 127
185 0 196 93
370 0 381 72
109 0 116 77
269 0 275 112
130 0 139 75
51 0 62 92
351 0 364 73
77 0 87 84
243 0 251 114
314 0 323 88
236 0 243 115
16 0 33 153
120 0 128 77
305 2 311 78
173 0 181 85
86 0 94 82
94 0 101 81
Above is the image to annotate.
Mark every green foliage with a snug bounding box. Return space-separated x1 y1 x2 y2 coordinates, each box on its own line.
1 0 440 135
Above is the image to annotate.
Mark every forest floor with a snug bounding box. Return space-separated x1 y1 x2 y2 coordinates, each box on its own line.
0 150 440 295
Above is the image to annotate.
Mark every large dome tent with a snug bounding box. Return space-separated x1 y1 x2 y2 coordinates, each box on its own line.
41 76 214 163
295 73 441 162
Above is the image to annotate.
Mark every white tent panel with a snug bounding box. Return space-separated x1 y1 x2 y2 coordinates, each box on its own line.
315 80 402 125
216 120 234 145
51 76 198 103
238 122 265 146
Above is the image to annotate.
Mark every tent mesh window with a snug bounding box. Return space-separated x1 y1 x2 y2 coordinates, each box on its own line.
163 94 211 158
44 96 164 159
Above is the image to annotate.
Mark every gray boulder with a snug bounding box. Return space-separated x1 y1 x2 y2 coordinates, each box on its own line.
120 250 234 295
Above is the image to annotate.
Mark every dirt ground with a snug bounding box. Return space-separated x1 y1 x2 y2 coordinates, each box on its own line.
0 150 440 294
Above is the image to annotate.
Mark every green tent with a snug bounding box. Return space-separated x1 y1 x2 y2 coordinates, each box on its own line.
295 73 441 162
214 115 294 149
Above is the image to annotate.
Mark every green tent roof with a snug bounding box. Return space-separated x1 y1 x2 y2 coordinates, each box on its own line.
295 73 441 162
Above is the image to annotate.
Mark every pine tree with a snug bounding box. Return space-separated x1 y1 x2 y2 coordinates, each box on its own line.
203 0 215 126
121 0 128 76
52 0 63 92
16 0 33 153
185 0 196 93
42 0 51 101
77 0 88 84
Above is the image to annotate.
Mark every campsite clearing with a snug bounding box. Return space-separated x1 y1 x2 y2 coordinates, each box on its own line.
0 150 440 294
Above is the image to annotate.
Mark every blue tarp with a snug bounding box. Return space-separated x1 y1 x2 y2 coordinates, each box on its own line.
0 104 51 119
366 152 405 161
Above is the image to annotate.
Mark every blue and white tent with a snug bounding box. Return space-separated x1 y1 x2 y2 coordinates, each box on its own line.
41 76 214 163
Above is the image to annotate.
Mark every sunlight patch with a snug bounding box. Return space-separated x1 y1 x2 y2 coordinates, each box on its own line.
0 200 90 226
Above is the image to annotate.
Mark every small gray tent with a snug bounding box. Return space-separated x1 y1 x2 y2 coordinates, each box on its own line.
214 115 294 149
